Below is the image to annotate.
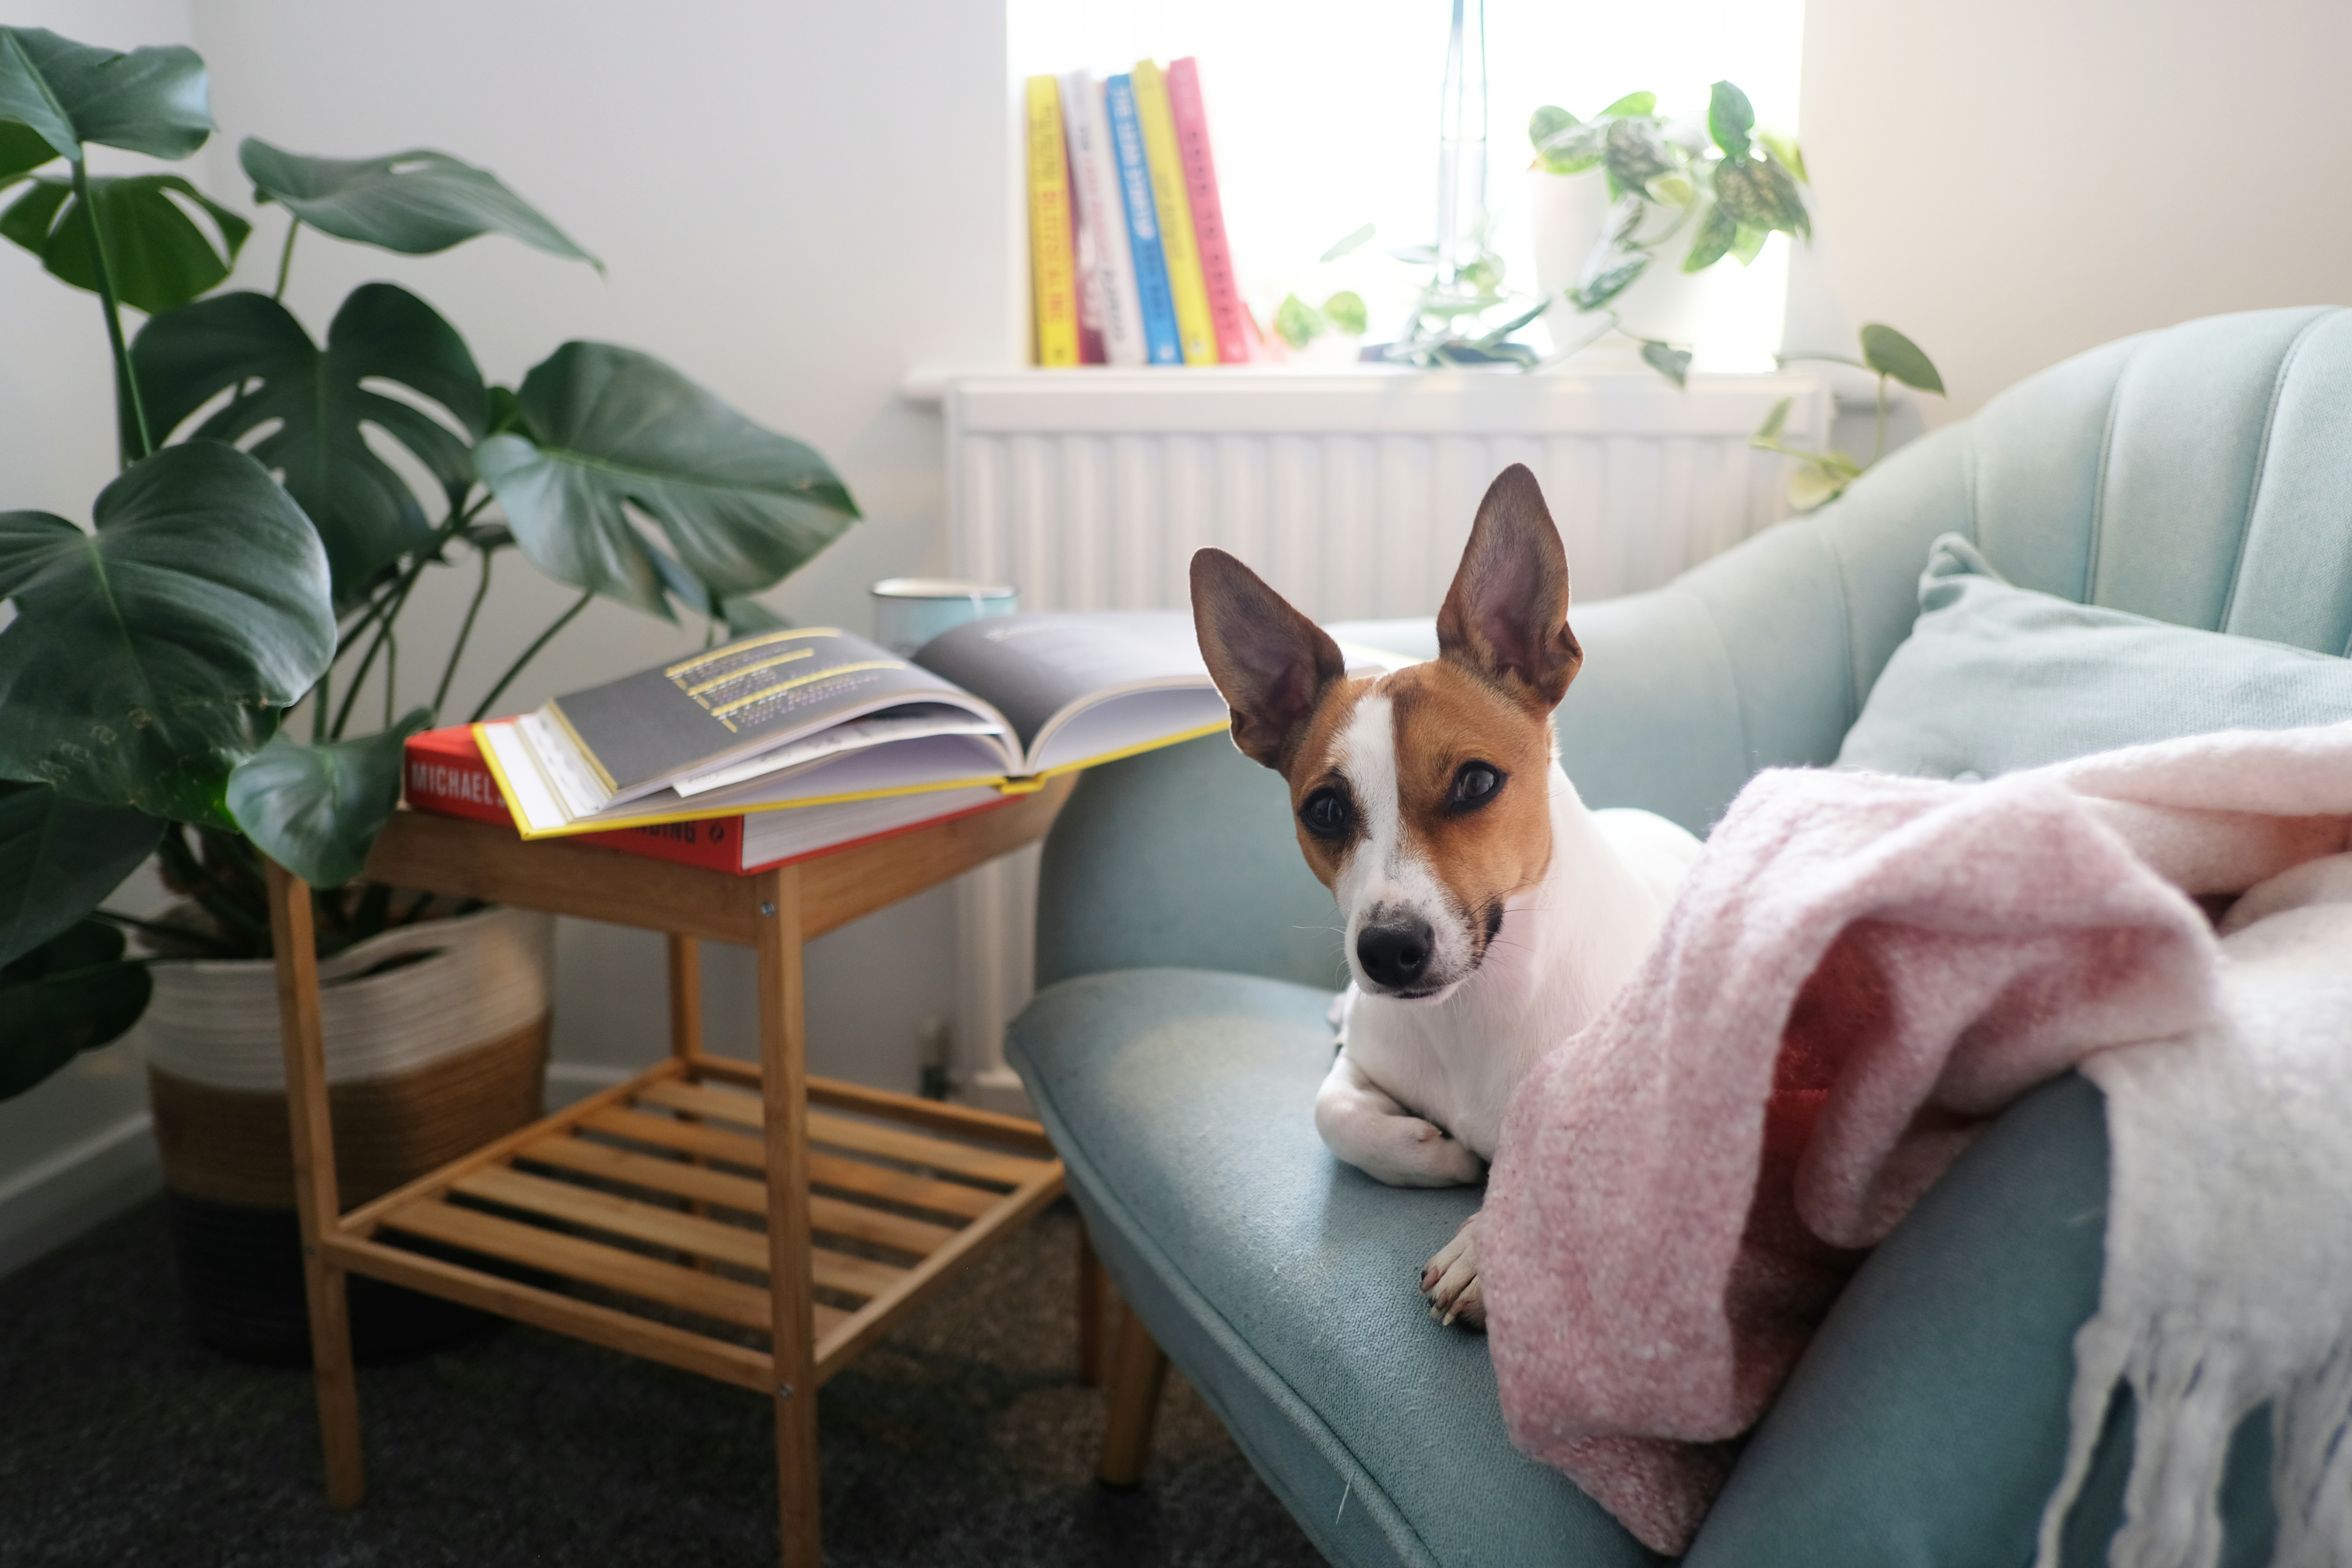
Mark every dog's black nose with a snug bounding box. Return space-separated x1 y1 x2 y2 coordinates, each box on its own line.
1357 918 1435 990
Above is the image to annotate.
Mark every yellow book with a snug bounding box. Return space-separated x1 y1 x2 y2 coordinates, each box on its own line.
1024 75 1081 368
1130 60 1218 365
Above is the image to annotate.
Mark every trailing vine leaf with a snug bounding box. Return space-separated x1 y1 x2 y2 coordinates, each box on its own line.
239 137 597 266
0 27 210 164
1595 91 1657 119
1707 80 1755 160
0 782 161 967
1755 396 1793 445
1758 129 1808 184
1787 453 1862 510
0 171 249 313
1730 224 1769 267
1647 172 1694 207
133 283 487 603
226 708 429 888
1571 252 1647 312
1319 222 1375 263
0 920 151 1100
1713 154 1809 238
1321 290 1368 335
1860 323 1946 394
1684 203 1738 272
0 443 334 826
474 342 860 619
1273 292 1324 348
1640 340 1693 388
1601 118 1675 195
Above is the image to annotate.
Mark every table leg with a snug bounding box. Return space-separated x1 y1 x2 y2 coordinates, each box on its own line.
267 861 365 1509
755 867 820 1564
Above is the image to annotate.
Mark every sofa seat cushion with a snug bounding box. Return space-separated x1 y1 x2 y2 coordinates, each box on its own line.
1005 967 1657 1568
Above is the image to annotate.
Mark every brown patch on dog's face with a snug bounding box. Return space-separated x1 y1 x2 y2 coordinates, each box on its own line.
1384 660 1558 932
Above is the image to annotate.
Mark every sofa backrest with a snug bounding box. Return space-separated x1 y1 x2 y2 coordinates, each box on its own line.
1034 307 2352 992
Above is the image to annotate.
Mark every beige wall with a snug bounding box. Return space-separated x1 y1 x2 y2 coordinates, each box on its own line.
1799 0 2352 423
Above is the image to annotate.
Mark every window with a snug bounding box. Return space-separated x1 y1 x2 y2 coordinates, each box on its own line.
1011 0 1806 368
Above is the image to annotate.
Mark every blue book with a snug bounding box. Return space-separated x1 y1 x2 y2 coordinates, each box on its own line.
1105 74 1183 366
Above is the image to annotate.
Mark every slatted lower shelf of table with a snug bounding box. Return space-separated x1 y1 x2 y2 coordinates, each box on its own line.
319 1056 1064 1395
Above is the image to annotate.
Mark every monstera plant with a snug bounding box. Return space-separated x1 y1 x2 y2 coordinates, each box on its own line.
0 27 859 1099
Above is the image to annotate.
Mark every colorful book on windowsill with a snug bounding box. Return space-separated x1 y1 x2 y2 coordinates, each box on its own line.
463 613 1316 840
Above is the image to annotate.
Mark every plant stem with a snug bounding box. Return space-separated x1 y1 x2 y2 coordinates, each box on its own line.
434 548 496 715
273 217 300 301
382 623 397 727
1872 371 1889 465
310 662 331 741
326 493 489 737
470 589 592 723
73 160 152 464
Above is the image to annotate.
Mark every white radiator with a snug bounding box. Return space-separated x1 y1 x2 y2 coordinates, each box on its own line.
913 366 1833 1107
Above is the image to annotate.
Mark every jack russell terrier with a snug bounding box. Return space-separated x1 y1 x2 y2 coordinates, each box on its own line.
1191 463 1702 1330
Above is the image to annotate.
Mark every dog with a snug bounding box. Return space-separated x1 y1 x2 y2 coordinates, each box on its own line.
1190 463 1702 1329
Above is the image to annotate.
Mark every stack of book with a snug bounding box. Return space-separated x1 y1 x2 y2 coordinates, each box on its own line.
1026 59 1252 368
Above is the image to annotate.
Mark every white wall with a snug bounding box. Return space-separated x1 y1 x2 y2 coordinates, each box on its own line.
1798 0 2352 423
0 0 1014 1265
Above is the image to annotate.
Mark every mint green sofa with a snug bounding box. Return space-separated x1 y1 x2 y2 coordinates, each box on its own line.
1005 308 2352 1564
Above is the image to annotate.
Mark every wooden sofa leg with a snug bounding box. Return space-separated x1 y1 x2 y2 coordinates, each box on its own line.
1077 1223 1107 1386
1098 1302 1169 1487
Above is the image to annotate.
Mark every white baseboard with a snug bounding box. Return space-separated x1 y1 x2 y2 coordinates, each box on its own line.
0 1112 162 1281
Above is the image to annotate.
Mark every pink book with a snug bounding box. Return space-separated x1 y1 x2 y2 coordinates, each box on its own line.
1164 58 1250 364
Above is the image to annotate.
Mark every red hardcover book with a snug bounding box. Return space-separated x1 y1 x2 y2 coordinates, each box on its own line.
1165 58 1251 365
401 725 1011 876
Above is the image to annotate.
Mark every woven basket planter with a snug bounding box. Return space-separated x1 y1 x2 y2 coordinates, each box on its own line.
143 905 554 1363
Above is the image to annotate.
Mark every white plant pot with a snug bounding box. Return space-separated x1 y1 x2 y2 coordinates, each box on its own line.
1527 168 1789 371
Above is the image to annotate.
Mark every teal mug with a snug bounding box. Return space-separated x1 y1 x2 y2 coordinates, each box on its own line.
871 577 1019 657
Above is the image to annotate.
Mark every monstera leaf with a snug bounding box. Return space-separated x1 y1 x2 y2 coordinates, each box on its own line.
241 137 596 265
227 709 430 889
0 171 249 313
0 119 54 181
0 27 210 164
0 920 151 1100
474 342 859 619
0 443 334 826
0 782 161 968
134 284 487 601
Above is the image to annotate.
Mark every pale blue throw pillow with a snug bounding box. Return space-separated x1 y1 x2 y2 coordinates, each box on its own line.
1836 533 2352 779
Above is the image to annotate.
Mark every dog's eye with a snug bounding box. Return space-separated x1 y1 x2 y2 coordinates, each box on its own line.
1450 762 1503 810
1300 788 1352 839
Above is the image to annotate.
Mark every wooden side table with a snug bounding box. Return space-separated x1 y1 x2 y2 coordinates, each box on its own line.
265 778 1080 1564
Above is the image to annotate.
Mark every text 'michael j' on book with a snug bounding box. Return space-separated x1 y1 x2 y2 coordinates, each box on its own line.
476 613 1416 840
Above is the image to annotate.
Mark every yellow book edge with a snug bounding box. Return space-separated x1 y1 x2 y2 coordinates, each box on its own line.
469 719 1231 841
1131 60 1217 365
1025 75 1080 368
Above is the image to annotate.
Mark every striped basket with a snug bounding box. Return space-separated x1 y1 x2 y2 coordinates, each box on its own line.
143 905 554 1361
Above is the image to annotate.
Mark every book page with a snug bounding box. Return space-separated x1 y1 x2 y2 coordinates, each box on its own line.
546 626 1013 804
912 612 1210 761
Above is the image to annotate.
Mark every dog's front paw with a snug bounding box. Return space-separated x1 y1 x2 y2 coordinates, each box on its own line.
1419 1210 1487 1330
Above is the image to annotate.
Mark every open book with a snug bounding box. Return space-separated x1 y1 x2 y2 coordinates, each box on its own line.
477 612 1408 839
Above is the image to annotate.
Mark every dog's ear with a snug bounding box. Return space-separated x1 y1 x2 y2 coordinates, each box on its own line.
1436 463 1583 711
1191 548 1346 771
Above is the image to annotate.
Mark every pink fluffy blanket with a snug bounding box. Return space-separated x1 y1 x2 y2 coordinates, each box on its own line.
1483 721 2352 1554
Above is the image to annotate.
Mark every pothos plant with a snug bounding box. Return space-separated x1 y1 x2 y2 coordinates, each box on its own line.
1289 217 1552 368
0 27 859 1101
1532 80 1946 504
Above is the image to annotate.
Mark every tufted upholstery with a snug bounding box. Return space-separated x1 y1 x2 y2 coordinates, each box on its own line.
1013 309 2352 1565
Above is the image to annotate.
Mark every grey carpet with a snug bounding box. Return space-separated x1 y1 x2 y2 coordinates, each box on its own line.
0 1196 1325 1566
